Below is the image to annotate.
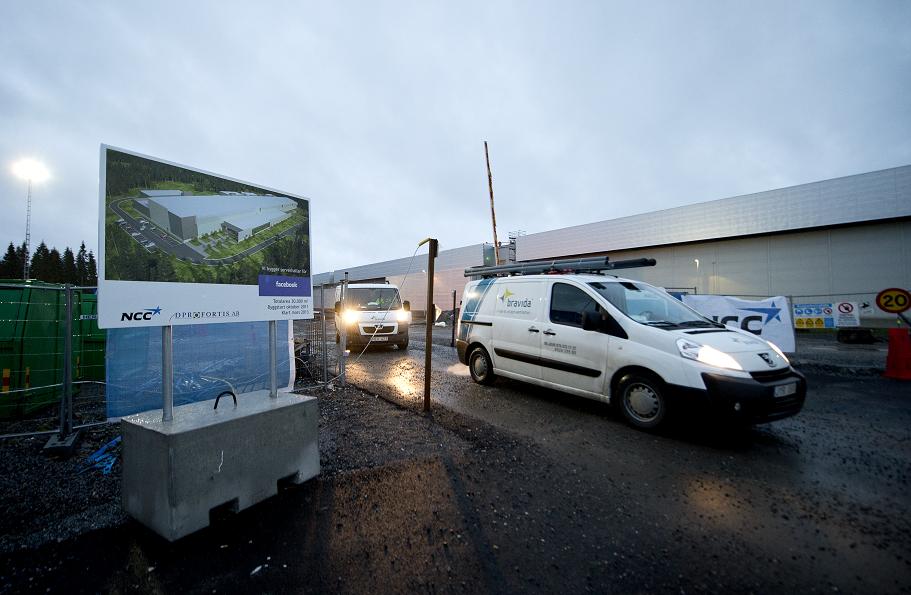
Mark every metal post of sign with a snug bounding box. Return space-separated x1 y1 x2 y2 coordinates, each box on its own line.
450 290 456 347
269 319 277 398
58 284 74 438
339 273 348 386
162 325 173 422
419 238 438 412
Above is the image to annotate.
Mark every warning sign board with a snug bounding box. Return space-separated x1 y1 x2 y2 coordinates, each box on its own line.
876 288 911 314
833 302 860 327
793 303 834 329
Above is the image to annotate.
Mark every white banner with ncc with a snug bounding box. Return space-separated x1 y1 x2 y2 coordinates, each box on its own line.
682 295 796 353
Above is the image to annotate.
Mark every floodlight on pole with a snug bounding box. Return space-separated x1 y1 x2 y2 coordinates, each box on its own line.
11 159 50 280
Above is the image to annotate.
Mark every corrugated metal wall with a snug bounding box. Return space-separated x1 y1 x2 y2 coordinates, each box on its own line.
516 165 911 262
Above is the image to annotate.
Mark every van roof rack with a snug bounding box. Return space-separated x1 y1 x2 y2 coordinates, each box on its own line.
464 256 656 278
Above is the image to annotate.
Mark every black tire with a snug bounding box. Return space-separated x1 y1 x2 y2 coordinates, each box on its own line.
616 373 667 430
468 347 496 385
397 335 409 350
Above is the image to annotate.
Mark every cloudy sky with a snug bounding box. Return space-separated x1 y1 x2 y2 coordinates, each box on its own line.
2 1 909 274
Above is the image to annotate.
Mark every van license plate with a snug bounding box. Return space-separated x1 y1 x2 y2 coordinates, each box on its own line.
371 336 388 342
774 383 796 398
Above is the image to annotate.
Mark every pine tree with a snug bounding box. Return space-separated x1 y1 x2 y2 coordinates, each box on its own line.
30 242 50 281
86 251 98 285
0 243 20 279
47 248 63 283
76 242 88 285
62 248 77 284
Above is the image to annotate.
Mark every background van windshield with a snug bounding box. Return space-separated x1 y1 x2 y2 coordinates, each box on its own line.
588 281 711 326
347 288 402 311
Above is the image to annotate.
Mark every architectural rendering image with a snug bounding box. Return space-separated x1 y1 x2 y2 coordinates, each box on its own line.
103 149 310 285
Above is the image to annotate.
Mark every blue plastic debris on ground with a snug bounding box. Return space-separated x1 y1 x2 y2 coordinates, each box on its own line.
105 321 293 419
77 435 121 475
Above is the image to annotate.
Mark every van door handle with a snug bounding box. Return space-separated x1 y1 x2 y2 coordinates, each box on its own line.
543 329 557 336
528 327 540 333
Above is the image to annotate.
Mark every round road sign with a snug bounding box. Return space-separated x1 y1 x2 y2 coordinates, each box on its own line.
876 288 911 314
837 302 854 314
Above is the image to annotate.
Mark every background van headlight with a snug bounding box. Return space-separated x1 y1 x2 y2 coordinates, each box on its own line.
676 338 743 371
342 309 359 326
766 340 790 364
395 309 409 322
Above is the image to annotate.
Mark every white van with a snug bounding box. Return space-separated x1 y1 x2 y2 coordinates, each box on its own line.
456 258 806 430
335 283 411 350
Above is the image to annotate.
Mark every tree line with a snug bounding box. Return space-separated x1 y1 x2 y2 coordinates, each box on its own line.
0 241 98 285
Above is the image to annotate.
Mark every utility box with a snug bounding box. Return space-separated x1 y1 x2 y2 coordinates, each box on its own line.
121 391 318 541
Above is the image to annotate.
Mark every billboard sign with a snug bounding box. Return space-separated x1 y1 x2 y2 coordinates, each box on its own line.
97 145 312 328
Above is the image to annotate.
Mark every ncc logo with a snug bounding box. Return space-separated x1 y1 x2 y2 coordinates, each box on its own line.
712 303 783 335
120 306 162 322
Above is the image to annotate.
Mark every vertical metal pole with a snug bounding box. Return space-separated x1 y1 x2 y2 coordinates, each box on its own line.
424 239 437 412
162 325 173 422
450 290 456 347
339 273 348 386
23 179 32 280
269 319 277 398
320 284 328 382
59 285 73 437
484 142 500 265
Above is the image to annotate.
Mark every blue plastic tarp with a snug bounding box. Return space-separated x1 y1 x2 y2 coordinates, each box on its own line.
106 320 294 419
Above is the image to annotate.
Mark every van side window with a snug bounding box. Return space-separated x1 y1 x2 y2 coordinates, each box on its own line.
550 283 599 327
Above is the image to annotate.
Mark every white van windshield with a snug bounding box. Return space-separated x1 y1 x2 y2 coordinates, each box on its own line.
588 281 719 329
347 288 402 311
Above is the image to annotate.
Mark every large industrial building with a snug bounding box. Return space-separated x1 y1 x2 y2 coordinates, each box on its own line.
314 165 911 325
140 191 298 241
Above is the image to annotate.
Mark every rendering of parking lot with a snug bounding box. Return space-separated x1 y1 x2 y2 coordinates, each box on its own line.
103 148 310 285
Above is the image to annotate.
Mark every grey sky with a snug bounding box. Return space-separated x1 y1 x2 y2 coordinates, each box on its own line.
2 1 909 274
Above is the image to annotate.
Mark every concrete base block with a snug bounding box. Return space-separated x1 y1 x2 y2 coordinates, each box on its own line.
42 430 82 457
121 391 319 541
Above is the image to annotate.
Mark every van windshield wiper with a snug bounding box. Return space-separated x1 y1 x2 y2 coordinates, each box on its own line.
642 320 678 328
677 320 724 328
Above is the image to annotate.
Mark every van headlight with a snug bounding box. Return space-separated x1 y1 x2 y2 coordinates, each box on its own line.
676 338 743 371
395 309 409 322
342 309 359 326
766 340 790 364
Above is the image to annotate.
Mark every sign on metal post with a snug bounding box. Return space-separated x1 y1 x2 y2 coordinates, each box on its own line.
96 145 313 420
96 145 313 329
876 288 911 314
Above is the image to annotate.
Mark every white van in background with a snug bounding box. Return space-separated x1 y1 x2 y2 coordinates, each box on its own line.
456 257 806 430
335 283 411 350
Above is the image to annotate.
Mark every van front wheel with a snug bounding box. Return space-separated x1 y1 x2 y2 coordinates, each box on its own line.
468 347 496 385
617 373 667 430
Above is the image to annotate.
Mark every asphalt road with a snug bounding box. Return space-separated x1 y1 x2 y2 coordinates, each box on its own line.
1 335 909 593
341 337 911 593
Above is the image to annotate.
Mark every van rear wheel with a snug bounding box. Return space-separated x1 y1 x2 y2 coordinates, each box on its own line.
468 347 496 385
617 373 667 430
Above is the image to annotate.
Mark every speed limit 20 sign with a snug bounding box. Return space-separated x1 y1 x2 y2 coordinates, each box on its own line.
876 288 911 314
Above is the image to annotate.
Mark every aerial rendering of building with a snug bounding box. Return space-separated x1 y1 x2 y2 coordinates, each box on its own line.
142 193 298 241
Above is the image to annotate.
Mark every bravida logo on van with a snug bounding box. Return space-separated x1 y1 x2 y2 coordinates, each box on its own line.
120 306 162 322
498 288 533 309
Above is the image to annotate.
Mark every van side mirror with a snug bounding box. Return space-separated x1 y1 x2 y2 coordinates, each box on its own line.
582 311 601 331
402 300 410 312
583 310 628 339
334 300 342 314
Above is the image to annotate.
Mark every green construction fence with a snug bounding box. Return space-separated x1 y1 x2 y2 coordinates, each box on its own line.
0 280 105 420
